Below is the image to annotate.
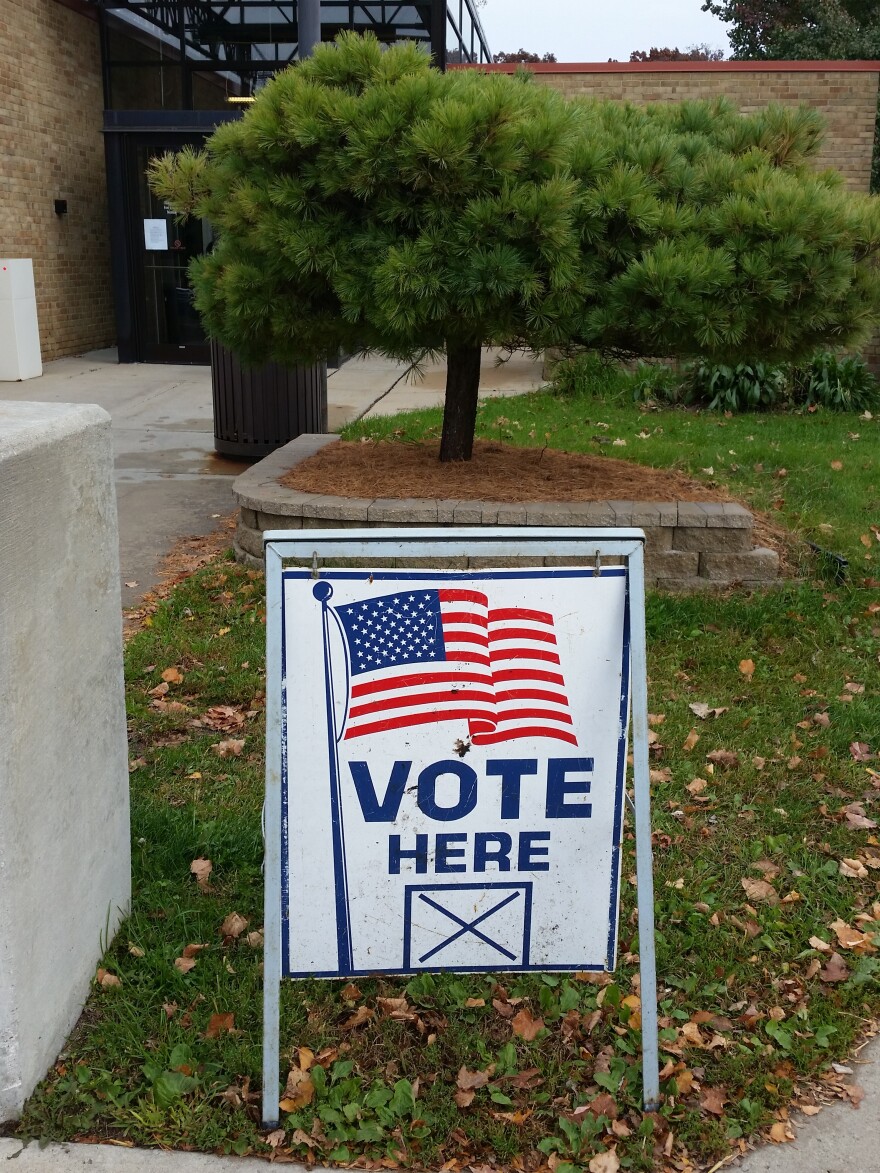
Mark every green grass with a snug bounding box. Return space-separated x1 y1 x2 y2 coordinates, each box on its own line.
12 372 880 1171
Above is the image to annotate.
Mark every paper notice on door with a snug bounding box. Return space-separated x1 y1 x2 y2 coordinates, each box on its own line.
144 219 169 250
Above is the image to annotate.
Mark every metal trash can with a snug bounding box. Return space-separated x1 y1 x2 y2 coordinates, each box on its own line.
211 341 328 459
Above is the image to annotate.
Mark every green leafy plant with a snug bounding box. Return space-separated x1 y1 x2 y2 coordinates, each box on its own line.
684 361 789 411
794 352 880 412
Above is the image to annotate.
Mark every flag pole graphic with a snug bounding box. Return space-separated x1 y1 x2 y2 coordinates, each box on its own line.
312 581 353 974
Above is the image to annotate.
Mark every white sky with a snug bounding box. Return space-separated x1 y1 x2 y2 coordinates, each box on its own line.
479 0 732 62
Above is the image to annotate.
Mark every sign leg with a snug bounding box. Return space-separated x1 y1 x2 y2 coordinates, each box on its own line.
627 547 661 1111
262 545 283 1128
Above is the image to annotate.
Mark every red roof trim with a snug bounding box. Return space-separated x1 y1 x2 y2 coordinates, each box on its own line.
452 60 880 74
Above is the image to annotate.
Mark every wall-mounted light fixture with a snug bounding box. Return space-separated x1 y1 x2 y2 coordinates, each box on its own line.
54 199 68 215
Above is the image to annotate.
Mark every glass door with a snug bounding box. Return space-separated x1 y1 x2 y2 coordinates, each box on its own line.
129 138 213 363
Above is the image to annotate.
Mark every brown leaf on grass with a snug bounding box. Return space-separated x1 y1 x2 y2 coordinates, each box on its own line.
819 952 850 983
493 998 515 1019
843 803 878 830
511 1007 544 1040
265 1129 285 1149
682 729 700 752
686 777 708 795
851 742 874 762
162 667 184 684
190 858 213 891
752 859 781 879
280 1067 315 1110
508 1067 544 1089
707 749 740 769
96 968 122 989
741 877 779 905
455 1088 476 1108
163 1001 178 1018
809 936 832 953
700 1086 727 1116
830 919 875 952
174 957 197 974
340 982 361 1001
377 996 416 1021
840 857 869 879
199 705 247 732
584 1092 618 1119
588 1148 620 1173
148 681 169 698
246 930 264 949
689 702 728 720
465 997 486 1007
213 738 245 758
648 713 666 726
650 767 673 784
205 1012 235 1038
739 658 756 679
456 1066 492 1092
182 943 209 959
220 911 249 941
830 460 844 471
339 1006 375 1031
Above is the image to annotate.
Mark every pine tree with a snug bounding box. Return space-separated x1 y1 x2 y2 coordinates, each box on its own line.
150 32 880 462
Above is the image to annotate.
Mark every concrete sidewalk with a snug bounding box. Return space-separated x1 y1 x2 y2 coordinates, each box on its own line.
0 348 544 606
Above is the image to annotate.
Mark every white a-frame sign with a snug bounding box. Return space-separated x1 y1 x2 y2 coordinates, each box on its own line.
262 528 660 1125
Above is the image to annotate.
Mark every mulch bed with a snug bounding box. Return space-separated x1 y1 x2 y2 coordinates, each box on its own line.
280 439 733 503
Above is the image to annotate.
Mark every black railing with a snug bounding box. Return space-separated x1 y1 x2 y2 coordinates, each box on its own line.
93 0 490 106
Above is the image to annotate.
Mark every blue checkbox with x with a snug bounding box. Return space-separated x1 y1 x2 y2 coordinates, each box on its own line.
403 882 532 971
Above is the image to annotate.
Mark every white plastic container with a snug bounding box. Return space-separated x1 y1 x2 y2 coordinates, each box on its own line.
0 260 42 380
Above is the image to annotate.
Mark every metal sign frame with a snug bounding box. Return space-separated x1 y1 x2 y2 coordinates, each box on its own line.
261 527 660 1126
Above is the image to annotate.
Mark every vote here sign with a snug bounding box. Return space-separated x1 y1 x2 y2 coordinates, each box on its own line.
279 566 630 978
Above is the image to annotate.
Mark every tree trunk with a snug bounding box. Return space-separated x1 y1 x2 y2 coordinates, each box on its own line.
439 343 482 462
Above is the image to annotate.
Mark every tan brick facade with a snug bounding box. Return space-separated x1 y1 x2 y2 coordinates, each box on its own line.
0 0 115 361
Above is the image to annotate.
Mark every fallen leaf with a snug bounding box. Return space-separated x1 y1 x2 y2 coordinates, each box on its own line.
96 968 122 989
700 1086 727 1115
339 1006 375 1031
174 957 197 974
851 742 874 762
265 1129 285 1149
246 930 264 949
830 919 874 951
742 877 779 904
190 858 213 891
455 1088 476 1108
511 1007 545 1041
128 944 145 958
843 803 877 830
682 729 700 752
830 460 843 471
845 682 865 695
148 681 169 698
456 1066 491 1091
182 943 209 959
213 738 245 758
819 953 850 982
769 1121 794 1142
377 996 416 1021
707 749 740 769
162 667 184 684
809 935 832 953
686 777 708 795
281 1067 315 1110
220 911 249 941
840 857 869 879
689 702 728 720
205 1012 235 1038
199 705 247 732
739 658 756 679
588 1150 620 1173
341 982 361 1000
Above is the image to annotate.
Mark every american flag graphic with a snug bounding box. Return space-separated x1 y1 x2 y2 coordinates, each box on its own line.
335 587 577 745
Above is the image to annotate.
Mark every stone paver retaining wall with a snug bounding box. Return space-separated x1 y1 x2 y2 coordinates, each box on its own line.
232 435 779 590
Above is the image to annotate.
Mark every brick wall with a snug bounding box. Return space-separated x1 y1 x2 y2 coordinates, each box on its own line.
0 0 115 361
473 63 880 193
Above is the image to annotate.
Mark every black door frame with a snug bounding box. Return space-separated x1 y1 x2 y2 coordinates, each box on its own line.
103 110 239 364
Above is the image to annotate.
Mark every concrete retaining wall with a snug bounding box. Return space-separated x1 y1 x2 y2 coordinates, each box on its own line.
232 435 779 590
0 402 131 1121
